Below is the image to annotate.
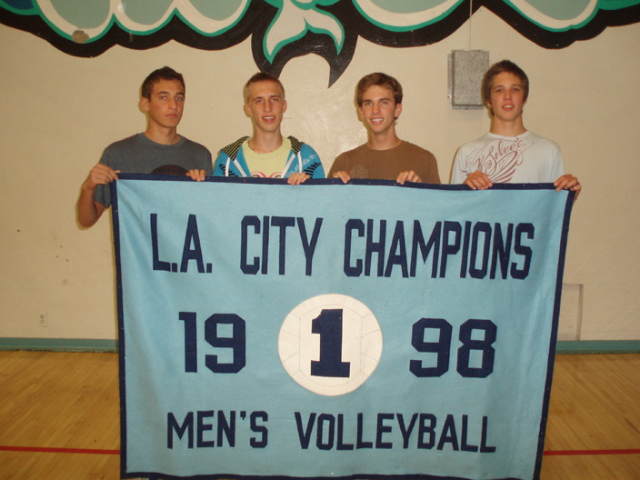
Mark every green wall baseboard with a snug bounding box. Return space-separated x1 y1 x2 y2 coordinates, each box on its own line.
0 338 638 354
0 338 118 352
554 340 640 354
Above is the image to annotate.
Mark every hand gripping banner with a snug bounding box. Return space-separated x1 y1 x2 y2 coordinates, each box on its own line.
112 177 574 480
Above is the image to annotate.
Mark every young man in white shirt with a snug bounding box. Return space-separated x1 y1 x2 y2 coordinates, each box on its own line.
451 60 581 199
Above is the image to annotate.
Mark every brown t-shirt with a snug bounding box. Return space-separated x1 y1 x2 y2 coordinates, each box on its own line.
329 141 440 183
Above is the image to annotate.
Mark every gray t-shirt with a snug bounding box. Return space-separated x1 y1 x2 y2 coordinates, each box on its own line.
95 133 212 207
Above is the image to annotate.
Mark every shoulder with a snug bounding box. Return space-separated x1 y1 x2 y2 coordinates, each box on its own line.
400 141 436 158
335 143 367 160
104 133 145 151
180 136 210 152
289 136 320 158
455 133 492 156
100 134 146 166
288 136 303 154
331 146 357 167
217 136 249 160
288 136 312 153
330 145 367 174
177 137 212 162
461 133 492 148
523 131 561 151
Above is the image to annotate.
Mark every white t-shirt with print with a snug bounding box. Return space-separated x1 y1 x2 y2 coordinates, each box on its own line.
451 131 564 184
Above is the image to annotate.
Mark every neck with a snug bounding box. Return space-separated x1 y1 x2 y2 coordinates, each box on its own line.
249 131 284 153
490 118 527 137
144 125 180 145
367 130 402 151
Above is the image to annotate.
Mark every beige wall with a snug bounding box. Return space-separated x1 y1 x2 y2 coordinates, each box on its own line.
1 8 638 341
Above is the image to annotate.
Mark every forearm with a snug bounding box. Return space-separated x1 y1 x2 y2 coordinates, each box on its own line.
76 183 103 228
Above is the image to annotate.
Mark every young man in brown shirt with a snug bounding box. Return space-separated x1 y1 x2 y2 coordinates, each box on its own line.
329 72 440 184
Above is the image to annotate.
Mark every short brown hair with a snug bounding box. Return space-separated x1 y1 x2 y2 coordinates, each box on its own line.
481 60 529 107
356 72 403 107
243 72 285 104
141 66 185 99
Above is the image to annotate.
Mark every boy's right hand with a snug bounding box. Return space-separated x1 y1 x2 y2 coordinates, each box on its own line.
464 171 493 190
332 171 351 184
84 164 119 190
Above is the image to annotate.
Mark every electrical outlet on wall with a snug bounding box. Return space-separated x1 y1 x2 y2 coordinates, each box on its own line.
558 284 583 341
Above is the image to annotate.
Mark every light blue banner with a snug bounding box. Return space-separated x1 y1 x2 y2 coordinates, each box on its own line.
113 177 573 479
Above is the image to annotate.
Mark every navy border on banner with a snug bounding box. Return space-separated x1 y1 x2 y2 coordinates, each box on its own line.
534 185 573 480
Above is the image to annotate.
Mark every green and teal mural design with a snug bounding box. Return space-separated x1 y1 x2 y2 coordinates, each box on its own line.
1 0 639 84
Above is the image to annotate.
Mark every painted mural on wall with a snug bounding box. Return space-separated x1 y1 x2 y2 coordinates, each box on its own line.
1 0 639 84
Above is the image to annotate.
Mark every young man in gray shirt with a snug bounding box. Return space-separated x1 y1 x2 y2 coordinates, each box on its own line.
76 66 212 228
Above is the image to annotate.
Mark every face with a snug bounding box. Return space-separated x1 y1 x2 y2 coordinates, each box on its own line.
486 72 526 123
244 80 287 134
358 85 402 136
141 79 185 130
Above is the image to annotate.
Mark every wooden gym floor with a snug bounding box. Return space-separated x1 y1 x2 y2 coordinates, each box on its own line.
0 351 638 479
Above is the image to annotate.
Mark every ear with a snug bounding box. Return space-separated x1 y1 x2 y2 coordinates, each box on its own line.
394 102 403 119
140 97 149 112
283 99 288 114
